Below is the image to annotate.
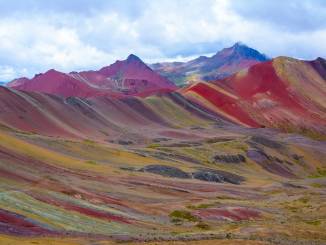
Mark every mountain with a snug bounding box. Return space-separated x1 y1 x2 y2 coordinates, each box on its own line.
151 42 269 86
0 81 6 86
7 54 177 98
182 56 326 137
8 69 110 98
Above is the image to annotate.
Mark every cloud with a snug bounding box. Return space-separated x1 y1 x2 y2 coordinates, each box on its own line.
0 0 325 80
232 0 326 32
0 17 112 72
0 66 17 81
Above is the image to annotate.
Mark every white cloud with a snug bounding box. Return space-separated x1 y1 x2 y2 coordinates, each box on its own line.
0 0 325 80
0 18 112 72
0 66 17 81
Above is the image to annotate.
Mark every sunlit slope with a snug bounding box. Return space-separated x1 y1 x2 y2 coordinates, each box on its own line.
182 57 326 136
0 86 229 141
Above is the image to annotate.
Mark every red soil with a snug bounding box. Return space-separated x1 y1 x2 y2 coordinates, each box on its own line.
184 58 326 132
29 193 131 224
185 82 259 127
194 207 260 221
0 209 53 235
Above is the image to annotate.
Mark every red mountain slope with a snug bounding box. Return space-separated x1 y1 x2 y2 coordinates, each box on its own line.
182 57 326 135
8 55 177 98
8 69 110 98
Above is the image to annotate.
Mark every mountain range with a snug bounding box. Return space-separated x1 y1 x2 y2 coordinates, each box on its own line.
151 42 269 86
8 54 177 98
6 43 326 137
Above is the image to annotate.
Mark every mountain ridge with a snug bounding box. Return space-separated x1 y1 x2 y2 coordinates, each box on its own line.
151 42 269 85
8 54 177 98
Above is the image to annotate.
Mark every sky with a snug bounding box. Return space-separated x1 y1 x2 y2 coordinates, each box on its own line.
0 0 325 81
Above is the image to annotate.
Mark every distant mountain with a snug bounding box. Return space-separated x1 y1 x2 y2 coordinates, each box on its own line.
151 42 269 86
0 81 6 86
8 54 177 98
182 56 326 136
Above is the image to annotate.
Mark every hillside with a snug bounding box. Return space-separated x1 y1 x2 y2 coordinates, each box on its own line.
182 57 326 137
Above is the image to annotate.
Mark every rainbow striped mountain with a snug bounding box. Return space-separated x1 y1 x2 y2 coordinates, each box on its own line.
0 43 325 245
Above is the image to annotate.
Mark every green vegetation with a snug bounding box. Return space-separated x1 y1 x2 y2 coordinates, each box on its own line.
85 160 97 165
298 197 309 204
226 233 233 239
147 143 160 149
309 167 326 178
286 206 299 212
216 195 242 200
196 221 210 230
83 139 96 144
215 140 249 152
281 125 326 141
205 137 233 144
305 220 321 226
187 202 218 210
169 210 199 223
300 127 326 141
310 183 324 188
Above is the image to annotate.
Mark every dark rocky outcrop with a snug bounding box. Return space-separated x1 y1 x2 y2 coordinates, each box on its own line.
192 171 223 183
117 140 133 145
246 149 295 178
250 136 283 149
152 138 171 143
109 140 134 145
140 165 191 179
213 154 246 163
247 149 269 162
282 182 305 189
120 166 137 171
247 149 285 164
192 169 245 185
139 164 245 184
205 137 233 144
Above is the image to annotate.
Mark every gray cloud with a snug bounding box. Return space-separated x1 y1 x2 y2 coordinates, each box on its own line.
232 0 326 32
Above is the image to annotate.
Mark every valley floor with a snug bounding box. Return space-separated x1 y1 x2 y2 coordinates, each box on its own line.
0 121 325 245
